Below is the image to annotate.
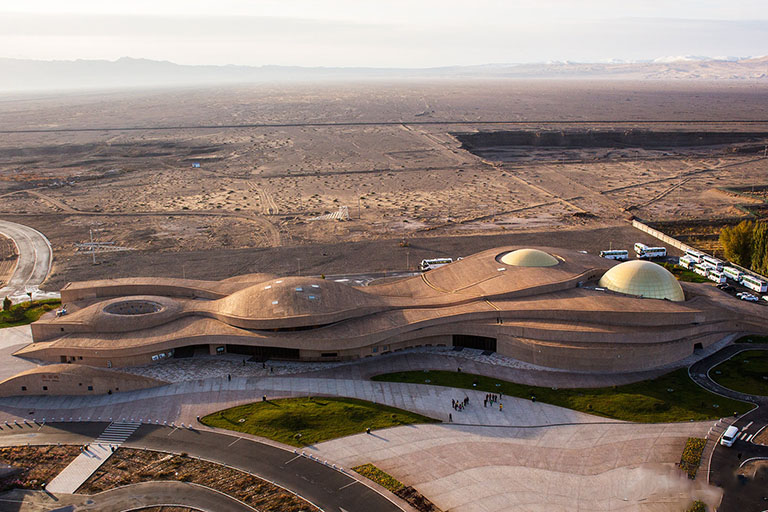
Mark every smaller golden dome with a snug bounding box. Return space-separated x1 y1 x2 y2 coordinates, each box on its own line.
500 249 559 267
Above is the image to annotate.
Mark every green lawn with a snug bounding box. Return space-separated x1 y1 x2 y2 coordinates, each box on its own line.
353 464 404 493
0 299 60 329
663 263 709 283
736 335 768 344
201 397 439 447
372 368 753 423
711 350 768 396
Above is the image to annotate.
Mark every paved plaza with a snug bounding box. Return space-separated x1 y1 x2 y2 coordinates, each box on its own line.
311 422 722 512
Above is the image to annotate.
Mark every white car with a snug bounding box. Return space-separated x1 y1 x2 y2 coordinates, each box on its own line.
740 293 759 302
720 425 739 447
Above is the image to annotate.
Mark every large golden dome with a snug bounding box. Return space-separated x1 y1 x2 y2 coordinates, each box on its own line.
500 248 559 267
598 260 684 301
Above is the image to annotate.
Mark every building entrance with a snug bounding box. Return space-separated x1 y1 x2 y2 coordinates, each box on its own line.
452 334 497 352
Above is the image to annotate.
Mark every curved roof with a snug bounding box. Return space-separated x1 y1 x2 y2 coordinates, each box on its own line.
500 248 559 267
598 260 685 302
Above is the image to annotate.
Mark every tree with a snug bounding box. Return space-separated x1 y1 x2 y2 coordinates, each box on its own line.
720 220 755 267
2 296 10 312
752 221 768 275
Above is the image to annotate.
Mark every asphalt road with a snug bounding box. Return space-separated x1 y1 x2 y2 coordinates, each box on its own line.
1 119 766 135
0 220 54 303
690 345 768 511
79 481 255 511
0 422 403 512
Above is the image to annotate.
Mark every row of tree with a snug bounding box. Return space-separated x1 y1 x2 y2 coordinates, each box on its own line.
719 220 768 275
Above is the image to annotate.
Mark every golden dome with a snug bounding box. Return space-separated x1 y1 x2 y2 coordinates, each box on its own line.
598 260 684 302
500 249 559 267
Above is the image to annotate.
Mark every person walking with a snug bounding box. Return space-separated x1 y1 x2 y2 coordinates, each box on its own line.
449 413 453 422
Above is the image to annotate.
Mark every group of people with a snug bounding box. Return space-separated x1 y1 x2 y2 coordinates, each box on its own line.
484 393 502 408
451 397 469 411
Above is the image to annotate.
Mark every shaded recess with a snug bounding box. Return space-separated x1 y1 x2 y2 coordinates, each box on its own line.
454 130 768 162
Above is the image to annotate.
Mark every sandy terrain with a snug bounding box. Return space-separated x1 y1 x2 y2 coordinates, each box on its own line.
0 234 17 288
0 80 767 287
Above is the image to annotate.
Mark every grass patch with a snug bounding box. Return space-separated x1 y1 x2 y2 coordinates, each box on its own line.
0 299 60 329
711 350 768 396
679 437 706 479
736 334 768 344
201 397 439 447
353 463 404 493
686 500 707 512
372 369 753 423
662 263 709 283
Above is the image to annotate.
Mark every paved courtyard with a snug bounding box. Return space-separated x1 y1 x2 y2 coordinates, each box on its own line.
311 422 722 512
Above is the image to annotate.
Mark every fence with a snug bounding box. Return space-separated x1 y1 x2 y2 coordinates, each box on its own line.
631 219 768 284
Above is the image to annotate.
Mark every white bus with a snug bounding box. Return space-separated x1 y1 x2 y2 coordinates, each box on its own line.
419 258 453 271
678 255 695 270
723 266 744 282
599 249 629 261
707 270 727 284
701 255 724 272
741 274 768 293
634 243 667 259
684 249 704 264
693 263 709 277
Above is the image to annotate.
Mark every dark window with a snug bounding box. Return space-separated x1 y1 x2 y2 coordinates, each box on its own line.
78 383 82 386
60 328 64 332
115 387 119 391
87 386 93 391
321 352 338 358
42 386 47 391
78 356 83 360
21 386 26 391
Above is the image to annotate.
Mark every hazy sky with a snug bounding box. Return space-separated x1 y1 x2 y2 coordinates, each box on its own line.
1 0 767 67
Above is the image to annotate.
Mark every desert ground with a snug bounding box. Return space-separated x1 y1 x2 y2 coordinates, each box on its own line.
0 80 767 288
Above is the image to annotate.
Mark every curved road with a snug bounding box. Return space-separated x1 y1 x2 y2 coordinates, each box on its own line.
689 344 768 511
0 220 55 303
77 481 256 511
0 422 404 512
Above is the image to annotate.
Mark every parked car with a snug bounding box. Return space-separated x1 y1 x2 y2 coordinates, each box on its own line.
717 283 734 292
740 293 759 302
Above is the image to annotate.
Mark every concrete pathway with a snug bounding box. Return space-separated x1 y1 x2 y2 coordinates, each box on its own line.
46 421 140 493
0 325 37 382
0 376 613 428
311 422 722 512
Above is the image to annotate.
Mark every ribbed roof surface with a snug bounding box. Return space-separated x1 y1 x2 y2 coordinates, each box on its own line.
598 260 684 302
500 248 559 267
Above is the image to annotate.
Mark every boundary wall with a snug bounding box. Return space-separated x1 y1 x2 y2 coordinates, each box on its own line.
632 219 768 283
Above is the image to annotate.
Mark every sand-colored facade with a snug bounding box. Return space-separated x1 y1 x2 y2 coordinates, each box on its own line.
0 364 166 397
17 247 768 372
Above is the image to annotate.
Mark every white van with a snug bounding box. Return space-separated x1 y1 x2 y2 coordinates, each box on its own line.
720 425 739 447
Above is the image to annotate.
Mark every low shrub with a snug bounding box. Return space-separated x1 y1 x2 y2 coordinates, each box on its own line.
680 437 706 479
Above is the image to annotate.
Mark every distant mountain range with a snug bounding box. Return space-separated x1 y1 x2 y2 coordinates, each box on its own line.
1 56 766 92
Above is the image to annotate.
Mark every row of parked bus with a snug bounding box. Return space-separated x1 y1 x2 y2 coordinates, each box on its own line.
678 249 768 293
599 243 667 261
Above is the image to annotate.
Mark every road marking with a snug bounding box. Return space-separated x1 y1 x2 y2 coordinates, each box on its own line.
746 434 754 442
744 421 754 431
338 480 358 491
227 437 240 447
284 454 302 465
